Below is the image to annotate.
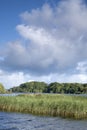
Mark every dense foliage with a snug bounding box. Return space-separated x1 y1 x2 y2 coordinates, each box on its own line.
9 81 48 93
0 83 5 93
9 81 87 94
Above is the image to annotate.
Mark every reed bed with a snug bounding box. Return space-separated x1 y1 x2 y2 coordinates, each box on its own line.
0 94 87 119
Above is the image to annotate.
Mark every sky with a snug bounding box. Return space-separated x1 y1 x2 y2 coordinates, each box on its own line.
0 0 87 89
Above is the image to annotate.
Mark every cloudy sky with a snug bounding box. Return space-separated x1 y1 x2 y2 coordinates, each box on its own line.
0 0 87 89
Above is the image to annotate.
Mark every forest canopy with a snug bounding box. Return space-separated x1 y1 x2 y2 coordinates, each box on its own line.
9 81 87 94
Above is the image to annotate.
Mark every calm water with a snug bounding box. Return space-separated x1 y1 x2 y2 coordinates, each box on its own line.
0 112 87 130
0 93 87 97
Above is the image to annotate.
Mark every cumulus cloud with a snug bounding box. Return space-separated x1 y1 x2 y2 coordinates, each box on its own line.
1 69 87 89
0 70 30 89
1 0 87 87
76 61 87 74
16 0 87 74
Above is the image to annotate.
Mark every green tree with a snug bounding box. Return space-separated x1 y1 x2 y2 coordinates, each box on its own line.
0 83 5 93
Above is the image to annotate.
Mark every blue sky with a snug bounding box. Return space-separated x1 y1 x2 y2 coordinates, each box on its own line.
0 0 49 43
0 0 87 89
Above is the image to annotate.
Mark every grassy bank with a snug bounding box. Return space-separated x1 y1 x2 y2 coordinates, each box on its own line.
0 94 87 119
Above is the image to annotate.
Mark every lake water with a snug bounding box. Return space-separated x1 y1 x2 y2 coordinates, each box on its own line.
0 112 87 130
1 93 87 97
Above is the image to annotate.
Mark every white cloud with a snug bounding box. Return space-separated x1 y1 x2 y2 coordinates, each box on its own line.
16 25 54 45
1 0 87 88
16 0 87 70
1 70 87 89
0 70 30 89
76 61 87 74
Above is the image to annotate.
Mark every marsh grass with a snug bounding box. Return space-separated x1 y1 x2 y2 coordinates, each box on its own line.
0 94 87 119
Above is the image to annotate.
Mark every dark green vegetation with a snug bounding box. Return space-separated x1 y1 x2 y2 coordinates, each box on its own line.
9 81 87 94
0 83 6 93
0 94 87 119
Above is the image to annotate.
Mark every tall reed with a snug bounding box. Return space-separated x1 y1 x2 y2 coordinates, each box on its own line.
0 94 87 119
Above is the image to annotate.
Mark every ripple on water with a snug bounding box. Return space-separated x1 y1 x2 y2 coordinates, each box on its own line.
0 127 19 130
0 112 87 130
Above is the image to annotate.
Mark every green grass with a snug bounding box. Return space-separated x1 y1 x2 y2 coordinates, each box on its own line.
0 94 87 119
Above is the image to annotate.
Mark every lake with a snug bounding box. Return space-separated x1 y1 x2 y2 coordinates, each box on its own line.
0 112 87 130
1 93 87 97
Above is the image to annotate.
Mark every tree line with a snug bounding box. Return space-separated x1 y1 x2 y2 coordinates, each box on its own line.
9 81 87 94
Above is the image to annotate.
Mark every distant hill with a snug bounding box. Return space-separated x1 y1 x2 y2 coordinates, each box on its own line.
8 81 87 94
0 83 6 93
